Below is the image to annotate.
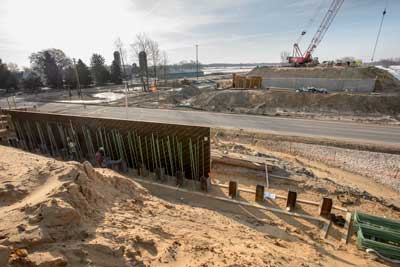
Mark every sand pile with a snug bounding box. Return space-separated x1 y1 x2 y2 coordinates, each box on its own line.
165 85 202 104
0 146 388 266
0 146 151 266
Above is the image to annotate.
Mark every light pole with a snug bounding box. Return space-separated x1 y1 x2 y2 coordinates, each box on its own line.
72 58 81 98
196 44 199 80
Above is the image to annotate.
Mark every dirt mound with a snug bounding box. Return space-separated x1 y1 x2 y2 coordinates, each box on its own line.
191 90 400 120
248 66 400 92
0 146 150 266
0 146 389 267
163 86 202 105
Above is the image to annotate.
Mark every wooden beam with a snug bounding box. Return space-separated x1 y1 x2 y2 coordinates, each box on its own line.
229 181 238 199
132 177 328 224
211 183 348 212
319 197 333 217
255 185 265 202
341 212 353 244
286 191 297 211
321 219 332 239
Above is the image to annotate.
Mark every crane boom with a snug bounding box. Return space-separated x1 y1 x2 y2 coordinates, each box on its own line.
305 0 344 57
288 0 344 65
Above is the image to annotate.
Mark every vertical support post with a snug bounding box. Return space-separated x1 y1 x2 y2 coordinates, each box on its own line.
229 181 238 199
341 212 353 244
200 176 210 192
176 171 184 186
155 167 165 181
286 191 297 211
319 197 333 217
255 185 264 202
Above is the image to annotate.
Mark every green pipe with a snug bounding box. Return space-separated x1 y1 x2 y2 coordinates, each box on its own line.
138 135 144 165
122 134 128 162
128 133 136 168
167 136 174 176
145 136 150 170
179 142 184 173
151 134 157 169
189 138 194 180
172 136 177 172
202 139 205 177
156 136 162 170
162 139 169 175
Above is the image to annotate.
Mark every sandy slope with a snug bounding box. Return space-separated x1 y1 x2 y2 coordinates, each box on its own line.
0 146 389 267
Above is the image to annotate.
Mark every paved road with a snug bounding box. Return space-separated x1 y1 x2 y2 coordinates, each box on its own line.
3 100 399 146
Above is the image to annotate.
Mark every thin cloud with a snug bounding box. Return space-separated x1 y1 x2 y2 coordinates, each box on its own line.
0 0 398 66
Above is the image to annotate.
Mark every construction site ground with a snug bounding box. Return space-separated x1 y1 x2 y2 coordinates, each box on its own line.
1 123 400 267
1 66 400 126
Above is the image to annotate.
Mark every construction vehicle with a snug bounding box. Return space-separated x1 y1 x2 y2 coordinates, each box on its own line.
288 0 345 66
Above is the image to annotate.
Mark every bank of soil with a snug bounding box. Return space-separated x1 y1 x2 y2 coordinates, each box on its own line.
248 66 400 93
212 129 400 205
190 90 400 124
0 145 397 266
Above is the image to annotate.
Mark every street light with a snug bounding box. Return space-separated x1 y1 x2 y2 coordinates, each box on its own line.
196 44 199 80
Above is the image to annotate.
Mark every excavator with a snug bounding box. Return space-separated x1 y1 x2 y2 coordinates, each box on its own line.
288 0 345 66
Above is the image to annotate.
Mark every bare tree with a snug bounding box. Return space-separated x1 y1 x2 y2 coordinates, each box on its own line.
160 51 168 84
130 34 152 90
148 39 160 84
130 33 162 86
280 51 290 63
114 38 128 82
130 33 152 60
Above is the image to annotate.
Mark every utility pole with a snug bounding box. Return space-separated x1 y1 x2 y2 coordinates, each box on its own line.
196 44 199 80
119 48 129 90
72 58 82 98
371 3 388 62
118 48 129 117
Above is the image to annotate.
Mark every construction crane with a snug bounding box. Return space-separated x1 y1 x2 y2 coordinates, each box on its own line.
288 0 345 65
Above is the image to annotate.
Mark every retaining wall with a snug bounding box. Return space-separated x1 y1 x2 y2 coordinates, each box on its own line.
262 78 376 93
7 110 211 180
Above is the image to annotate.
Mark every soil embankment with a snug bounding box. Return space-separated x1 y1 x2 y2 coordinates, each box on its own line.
191 90 400 124
0 145 393 266
248 66 400 93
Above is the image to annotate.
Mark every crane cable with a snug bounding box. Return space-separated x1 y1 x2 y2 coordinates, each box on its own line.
371 0 389 62
296 0 330 44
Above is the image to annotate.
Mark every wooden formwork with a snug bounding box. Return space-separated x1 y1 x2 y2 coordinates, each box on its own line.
6 110 211 180
232 74 262 89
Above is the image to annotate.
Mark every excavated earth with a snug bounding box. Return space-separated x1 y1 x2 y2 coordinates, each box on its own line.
0 145 397 267
189 90 400 124
248 66 400 93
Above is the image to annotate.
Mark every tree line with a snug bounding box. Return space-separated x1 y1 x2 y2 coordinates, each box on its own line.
0 49 124 93
0 34 175 93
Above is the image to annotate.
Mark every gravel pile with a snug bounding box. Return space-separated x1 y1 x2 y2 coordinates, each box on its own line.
258 140 400 192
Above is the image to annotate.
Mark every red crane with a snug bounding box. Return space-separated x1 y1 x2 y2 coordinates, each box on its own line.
288 0 345 65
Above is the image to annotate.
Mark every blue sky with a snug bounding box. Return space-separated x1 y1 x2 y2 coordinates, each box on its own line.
0 0 398 67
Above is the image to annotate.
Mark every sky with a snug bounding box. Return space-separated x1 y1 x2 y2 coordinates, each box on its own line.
0 0 399 68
